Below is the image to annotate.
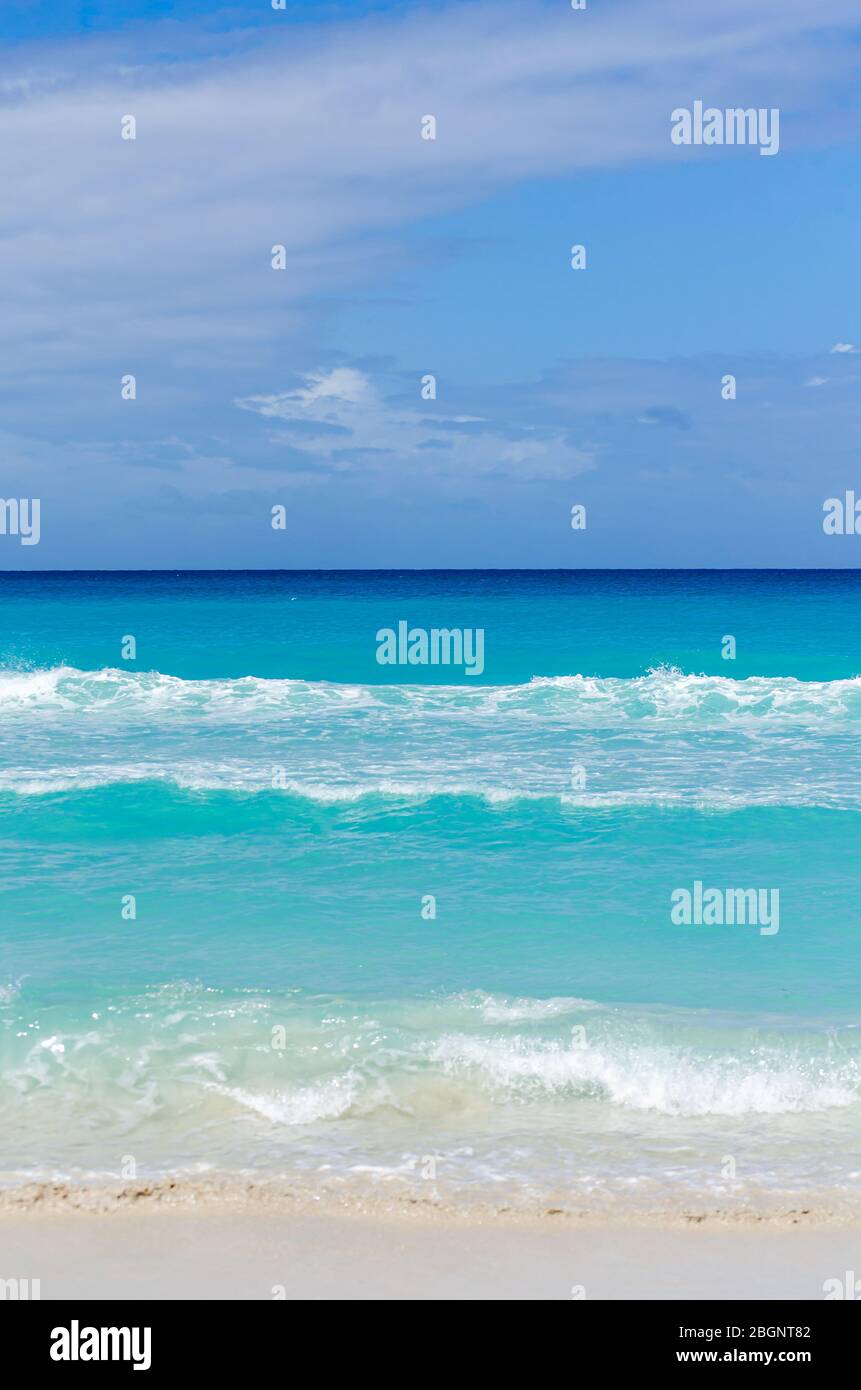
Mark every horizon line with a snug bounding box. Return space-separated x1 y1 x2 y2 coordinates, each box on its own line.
2 567 861 578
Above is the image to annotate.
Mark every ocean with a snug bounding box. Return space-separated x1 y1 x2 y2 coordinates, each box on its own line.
1 569 860 1214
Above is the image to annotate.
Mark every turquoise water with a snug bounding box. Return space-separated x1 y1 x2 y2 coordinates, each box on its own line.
1 571 860 1211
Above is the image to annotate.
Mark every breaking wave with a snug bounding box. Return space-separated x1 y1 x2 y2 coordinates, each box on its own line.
3 664 861 727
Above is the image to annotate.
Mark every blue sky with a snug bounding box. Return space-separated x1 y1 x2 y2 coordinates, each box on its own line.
3 0 420 43
2 0 861 567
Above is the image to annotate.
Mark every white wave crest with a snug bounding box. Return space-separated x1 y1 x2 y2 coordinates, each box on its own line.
430 1034 860 1117
2 664 861 729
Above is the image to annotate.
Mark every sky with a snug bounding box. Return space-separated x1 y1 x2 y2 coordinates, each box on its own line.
1 0 861 568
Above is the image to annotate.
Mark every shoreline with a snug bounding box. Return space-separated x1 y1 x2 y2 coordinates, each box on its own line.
1 1173 859 1226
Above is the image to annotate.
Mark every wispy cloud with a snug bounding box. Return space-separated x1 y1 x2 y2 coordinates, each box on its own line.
1 0 859 384
235 366 597 480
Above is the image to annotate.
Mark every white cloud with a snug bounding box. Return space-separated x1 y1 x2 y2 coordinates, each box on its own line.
830 343 858 353
236 366 597 481
242 369 373 426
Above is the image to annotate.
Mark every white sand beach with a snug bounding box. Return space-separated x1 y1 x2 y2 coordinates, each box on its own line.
1 1183 858 1300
